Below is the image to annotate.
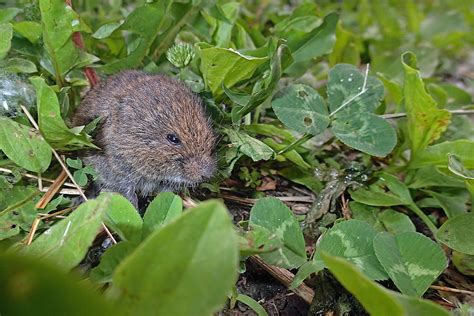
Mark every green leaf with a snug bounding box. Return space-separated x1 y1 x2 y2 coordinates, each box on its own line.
315 220 388 280
225 129 274 161
231 43 292 121
19 194 109 271
5 57 38 73
39 0 81 82
0 23 12 59
30 77 96 150
285 12 338 73
437 213 474 255
196 43 268 96
0 253 117 315
327 64 385 116
249 197 307 269
350 202 415 234
331 113 396 157
236 294 268 316
66 158 83 169
0 8 21 23
373 232 447 297
0 117 52 173
72 169 87 186
99 2 169 73
401 52 451 156
13 21 42 43
271 84 329 135
103 193 143 244
89 241 136 284
326 63 395 156
329 22 361 66
92 21 123 39
409 140 474 169
452 251 474 276
321 253 450 316
142 192 182 239
448 154 474 179
109 200 238 316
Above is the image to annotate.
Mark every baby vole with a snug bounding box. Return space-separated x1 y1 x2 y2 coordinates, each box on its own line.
72 70 217 208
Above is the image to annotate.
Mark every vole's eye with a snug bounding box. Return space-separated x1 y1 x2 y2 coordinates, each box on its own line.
166 133 181 145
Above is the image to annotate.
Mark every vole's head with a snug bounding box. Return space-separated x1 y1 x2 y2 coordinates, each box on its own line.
114 73 217 189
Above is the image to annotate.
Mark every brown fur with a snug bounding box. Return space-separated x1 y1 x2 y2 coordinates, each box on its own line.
72 70 216 207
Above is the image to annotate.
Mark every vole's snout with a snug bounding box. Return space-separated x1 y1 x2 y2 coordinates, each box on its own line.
184 156 216 183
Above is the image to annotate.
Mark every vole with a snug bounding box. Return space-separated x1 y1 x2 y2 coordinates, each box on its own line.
72 70 217 208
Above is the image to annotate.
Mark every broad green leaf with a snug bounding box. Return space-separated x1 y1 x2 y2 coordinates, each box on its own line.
225 129 274 161
409 140 474 169
271 84 329 136
373 232 447 297
448 154 474 180
407 166 464 189
437 213 474 255
5 58 38 73
30 77 95 150
422 189 469 218
0 117 52 173
19 194 109 271
350 202 415 234
327 64 385 116
0 186 39 240
0 8 21 23
39 0 81 81
100 2 169 73
452 251 474 276
89 241 135 284
331 113 396 157
92 21 123 39
142 192 183 239
109 200 238 316
196 43 268 96
351 173 412 206
103 193 143 244
0 23 12 59
13 21 42 43
378 210 416 234
314 220 388 280
0 253 117 315
249 197 306 269
321 253 450 316
231 43 292 121
401 52 451 156
285 12 338 74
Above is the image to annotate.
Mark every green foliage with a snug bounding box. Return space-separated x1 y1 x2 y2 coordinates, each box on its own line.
0 253 118 315
0 117 51 173
108 200 238 316
373 232 447 297
249 197 306 269
321 253 450 316
1 0 473 314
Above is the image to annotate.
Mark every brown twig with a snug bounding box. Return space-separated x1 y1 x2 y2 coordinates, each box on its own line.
250 255 315 304
341 194 351 220
35 170 68 209
20 106 117 244
430 285 474 296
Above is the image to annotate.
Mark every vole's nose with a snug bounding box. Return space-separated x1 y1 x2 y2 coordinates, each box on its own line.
202 159 216 179
185 156 216 182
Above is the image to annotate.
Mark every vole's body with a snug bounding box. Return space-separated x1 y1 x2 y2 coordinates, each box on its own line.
72 71 216 207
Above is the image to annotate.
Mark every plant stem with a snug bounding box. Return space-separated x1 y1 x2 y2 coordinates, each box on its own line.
382 108 474 119
407 203 438 236
277 133 314 155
